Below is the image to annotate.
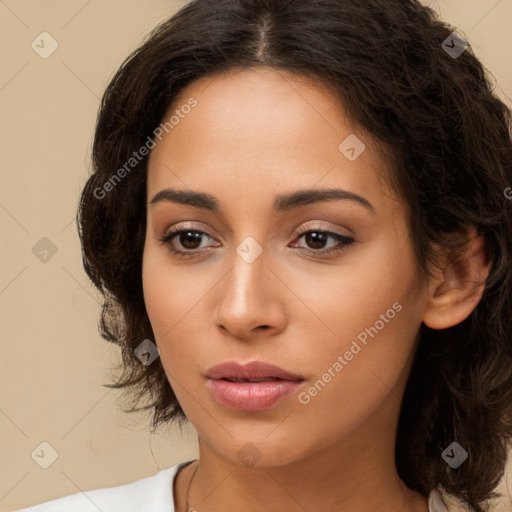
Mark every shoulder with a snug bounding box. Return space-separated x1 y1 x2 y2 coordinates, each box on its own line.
14 461 191 512
429 488 449 512
429 488 476 512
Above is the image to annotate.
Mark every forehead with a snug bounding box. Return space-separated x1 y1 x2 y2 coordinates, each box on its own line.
146 67 396 212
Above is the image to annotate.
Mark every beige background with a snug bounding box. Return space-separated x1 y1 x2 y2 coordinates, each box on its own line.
0 1 511 510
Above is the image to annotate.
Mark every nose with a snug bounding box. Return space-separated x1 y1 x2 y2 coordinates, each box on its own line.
215 245 287 340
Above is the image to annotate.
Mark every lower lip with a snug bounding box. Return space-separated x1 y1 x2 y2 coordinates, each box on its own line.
207 378 303 411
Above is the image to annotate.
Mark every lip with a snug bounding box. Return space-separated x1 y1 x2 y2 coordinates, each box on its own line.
205 361 304 381
205 361 305 411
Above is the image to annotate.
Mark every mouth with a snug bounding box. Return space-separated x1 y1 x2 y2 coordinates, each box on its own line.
205 361 305 411
205 361 305 381
221 377 285 382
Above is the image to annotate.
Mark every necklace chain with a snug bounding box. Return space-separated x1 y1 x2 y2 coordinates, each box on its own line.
184 460 199 512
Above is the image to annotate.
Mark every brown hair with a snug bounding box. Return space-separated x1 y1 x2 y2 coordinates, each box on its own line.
77 1 512 510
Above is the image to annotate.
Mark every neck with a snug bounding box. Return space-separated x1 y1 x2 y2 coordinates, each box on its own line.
178 400 429 512
185 445 427 512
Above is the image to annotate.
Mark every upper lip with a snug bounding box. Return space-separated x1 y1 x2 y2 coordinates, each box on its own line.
205 361 304 381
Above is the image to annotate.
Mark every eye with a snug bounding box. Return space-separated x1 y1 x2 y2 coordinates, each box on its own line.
158 226 219 258
158 225 355 258
290 228 355 256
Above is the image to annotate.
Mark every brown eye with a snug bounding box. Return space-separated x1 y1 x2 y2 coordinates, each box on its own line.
291 229 355 256
176 231 203 249
303 231 329 249
159 227 219 257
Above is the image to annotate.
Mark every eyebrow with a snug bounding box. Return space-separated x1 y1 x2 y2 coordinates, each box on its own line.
149 187 376 214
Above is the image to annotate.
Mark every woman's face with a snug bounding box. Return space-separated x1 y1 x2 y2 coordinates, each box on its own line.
143 67 430 466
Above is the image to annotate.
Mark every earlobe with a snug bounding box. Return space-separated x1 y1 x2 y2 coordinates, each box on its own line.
422 229 491 330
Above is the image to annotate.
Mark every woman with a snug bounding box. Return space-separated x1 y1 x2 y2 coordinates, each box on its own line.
18 0 512 511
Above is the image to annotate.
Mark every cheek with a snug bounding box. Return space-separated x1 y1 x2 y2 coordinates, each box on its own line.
292 238 421 404
142 242 208 338
291 232 418 342
292 297 419 442
141 241 222 392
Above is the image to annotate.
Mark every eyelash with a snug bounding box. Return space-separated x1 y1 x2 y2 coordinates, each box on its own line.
158 225 355 259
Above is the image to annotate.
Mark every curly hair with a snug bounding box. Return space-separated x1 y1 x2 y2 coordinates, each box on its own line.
77 1 512 510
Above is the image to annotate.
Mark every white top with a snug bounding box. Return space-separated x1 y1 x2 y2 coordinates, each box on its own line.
16 460 450 512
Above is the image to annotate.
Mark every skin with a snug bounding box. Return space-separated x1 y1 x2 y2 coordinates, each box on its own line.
142 67 489 512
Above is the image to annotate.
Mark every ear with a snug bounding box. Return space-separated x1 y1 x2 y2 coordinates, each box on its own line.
422 228 491 330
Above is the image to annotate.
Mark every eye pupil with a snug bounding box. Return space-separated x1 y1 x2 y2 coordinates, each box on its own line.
306 232 327 249
180 231 202 249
